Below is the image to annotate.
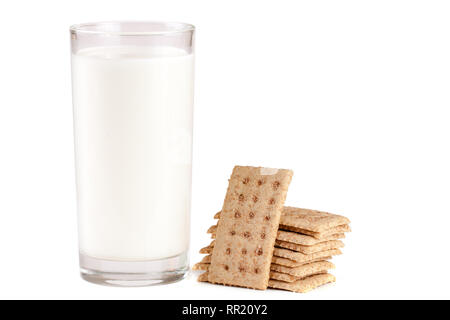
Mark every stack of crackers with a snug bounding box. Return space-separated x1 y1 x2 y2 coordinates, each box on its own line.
193 166 351 293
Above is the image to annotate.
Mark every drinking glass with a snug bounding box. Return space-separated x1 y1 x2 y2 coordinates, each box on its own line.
70 21 194 286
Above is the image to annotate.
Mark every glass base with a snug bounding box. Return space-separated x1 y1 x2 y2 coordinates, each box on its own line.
79 252 189 287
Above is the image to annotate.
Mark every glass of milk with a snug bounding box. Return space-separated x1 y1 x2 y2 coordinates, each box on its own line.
70 21 194 286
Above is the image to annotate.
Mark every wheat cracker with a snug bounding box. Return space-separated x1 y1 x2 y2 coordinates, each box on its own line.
199 255 212 263
199 245 213 254
270 260 335 278
277 230 345 246
207 225 217 234
208 166 293 290
269 271 328 283
275 239 344 254
280 224 351 239
268 273 336 293
273 247 342 263
281 207 350 232
198 272 209 282
192 263 210 271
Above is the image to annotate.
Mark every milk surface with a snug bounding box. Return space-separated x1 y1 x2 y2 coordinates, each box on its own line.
72 46 193 261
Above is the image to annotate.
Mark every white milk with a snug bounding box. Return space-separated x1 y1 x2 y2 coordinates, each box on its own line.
72 46 193 261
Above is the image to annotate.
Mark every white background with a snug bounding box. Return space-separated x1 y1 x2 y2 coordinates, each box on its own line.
0 0 449 300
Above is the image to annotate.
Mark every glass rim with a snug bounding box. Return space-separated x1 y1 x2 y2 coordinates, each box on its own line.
70 21 195 36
